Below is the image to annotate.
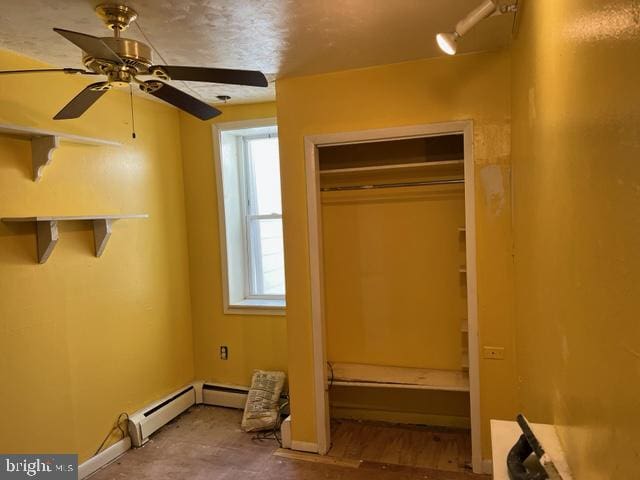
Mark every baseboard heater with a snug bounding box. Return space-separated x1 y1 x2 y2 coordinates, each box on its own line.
128 385 197 447
202 383 290 414
128 382 288 447
83 381 289 478
202 383 251 409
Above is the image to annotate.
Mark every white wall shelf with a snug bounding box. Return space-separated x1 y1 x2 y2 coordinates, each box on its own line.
320 159 464 175
328 362 470 392
1 215 148 263
0 123 121 181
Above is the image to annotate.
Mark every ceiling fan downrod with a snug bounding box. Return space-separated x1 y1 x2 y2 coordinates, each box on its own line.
95 3 138 36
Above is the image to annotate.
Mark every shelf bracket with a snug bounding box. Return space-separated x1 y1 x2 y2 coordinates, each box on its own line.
36 220 59 264
2 215 147 263
93 218 113 257
31 135 60 182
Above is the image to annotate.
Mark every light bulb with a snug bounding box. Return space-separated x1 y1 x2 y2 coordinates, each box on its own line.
436 32 457 55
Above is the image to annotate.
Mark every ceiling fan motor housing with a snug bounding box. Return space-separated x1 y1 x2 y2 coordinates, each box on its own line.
83 37 153 77
85 3 154 81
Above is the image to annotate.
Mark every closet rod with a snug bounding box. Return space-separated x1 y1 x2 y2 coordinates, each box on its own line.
321 178 464 192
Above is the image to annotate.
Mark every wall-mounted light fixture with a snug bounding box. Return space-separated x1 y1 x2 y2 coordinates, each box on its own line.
436 0 518 55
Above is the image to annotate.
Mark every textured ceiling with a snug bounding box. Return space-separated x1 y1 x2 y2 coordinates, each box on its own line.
0 0 515 105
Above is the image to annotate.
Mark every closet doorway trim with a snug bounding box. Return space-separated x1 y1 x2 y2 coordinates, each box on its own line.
303 120 481 473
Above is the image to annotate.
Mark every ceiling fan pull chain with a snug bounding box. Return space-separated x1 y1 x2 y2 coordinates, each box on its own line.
129 84 136 139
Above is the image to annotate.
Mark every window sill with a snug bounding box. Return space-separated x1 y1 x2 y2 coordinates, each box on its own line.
225 299 286 316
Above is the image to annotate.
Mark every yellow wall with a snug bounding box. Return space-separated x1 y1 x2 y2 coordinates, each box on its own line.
322 186 466 369
178 103 288 386
0 51 194 461
276 51 517 459
322 185 469 428
511 1 640 477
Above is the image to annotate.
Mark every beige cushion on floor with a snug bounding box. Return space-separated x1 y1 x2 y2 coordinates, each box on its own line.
241 370 286 432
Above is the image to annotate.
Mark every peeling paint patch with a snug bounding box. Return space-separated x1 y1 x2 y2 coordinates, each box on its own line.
480 165 506 216
474 121 511 165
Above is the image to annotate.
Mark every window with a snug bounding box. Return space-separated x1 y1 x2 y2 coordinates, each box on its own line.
215 119 286 313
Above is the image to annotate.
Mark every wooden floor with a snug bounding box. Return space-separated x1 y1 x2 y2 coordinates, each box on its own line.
90 406 487 480
329 418 472 472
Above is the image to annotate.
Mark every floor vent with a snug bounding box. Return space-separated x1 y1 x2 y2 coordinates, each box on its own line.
128 385 196 447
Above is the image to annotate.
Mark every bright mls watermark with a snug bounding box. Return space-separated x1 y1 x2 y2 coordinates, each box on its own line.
0 455 77 479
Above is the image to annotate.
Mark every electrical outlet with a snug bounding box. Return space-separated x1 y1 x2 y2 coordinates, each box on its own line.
483 346 505 360
220 346 228 360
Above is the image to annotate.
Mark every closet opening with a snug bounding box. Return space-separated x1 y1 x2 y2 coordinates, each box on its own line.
303 121 481 474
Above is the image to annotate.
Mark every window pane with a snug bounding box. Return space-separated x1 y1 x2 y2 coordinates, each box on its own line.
247 137 282 215
249 218 286 296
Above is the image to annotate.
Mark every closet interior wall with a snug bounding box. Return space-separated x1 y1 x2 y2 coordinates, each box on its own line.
319 134 471 428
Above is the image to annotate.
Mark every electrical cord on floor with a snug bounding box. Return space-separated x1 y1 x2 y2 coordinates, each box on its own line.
251 395 289 447
94 412 129 456
326 363 335 452
327 361 334 391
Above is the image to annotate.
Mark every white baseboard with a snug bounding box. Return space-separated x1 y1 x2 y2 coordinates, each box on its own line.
78 437 131 479
201 382 290 413
482 458 493 474
202 383 250 409
128 384 197 447
291 440 319 453
281 416 292 449
193 380 204 404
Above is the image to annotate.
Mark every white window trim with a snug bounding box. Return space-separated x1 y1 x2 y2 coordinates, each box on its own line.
213 117 286 316
241 132 285 301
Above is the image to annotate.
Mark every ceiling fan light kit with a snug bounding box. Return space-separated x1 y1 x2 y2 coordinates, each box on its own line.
0 3 269 122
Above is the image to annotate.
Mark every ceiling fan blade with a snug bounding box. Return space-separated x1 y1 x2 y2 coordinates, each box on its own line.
53 28 124 65
53 82 110 120
151 65 268 87
140 81 222 120
0 68 99 76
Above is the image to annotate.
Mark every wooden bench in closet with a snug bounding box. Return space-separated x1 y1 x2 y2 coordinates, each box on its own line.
328 362 469 392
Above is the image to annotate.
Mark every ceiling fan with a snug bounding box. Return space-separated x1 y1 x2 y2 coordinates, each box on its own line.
0 4 268 121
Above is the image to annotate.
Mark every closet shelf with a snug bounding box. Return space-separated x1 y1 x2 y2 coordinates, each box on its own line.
329 362 470 393
459 267 467 273
462 350 469 371
0 123 121 181
2 214 148 263
461 320 469 333
320 159 463 175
